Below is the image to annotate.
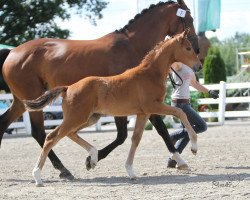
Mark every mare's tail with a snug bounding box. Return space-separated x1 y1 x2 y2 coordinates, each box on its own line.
0 49 11 92
23 86 68 111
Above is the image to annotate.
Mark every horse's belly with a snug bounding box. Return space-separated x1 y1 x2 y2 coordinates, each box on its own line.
97 101 143 116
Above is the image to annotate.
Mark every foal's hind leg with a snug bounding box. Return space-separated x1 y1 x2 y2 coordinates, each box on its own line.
33 125 66 187
29 111 74 180
125 114 149 179
98 116 128 161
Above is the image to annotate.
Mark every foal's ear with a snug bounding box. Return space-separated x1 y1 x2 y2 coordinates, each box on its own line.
177 28 190 43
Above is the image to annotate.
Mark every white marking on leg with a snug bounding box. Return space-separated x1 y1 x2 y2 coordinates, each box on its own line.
191 142 198 155
32 166 43 187
125 162 136 180
171 152 189 170
89 147 98 169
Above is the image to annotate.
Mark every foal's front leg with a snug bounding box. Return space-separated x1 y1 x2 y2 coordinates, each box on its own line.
125 114 149 179
147 103 198 154
68 133 98 170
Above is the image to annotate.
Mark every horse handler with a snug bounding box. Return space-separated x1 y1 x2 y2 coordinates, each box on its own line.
168 62 219 168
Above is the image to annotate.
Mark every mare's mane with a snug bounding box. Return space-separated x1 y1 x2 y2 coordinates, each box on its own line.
116 1 176 33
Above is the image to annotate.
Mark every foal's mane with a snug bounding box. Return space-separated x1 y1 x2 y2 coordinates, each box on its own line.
116 1 176 33
140 37 172 66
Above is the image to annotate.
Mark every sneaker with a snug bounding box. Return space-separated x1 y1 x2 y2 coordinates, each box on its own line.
167 158 177 168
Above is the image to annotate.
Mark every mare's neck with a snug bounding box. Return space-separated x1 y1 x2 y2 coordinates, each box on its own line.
125 5 173 60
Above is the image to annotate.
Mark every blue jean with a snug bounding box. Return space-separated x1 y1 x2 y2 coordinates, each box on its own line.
170 102 207 153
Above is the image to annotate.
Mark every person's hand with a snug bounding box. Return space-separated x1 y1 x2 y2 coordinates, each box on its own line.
208 90 219 99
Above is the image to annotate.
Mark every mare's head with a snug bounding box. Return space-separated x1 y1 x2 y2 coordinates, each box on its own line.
116 0 199 55
168 0 199 54
171 29 202 72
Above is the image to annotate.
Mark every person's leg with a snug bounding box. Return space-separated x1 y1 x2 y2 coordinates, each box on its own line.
168 103 207 167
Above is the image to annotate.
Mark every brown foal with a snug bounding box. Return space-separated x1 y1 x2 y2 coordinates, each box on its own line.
24 29 201 186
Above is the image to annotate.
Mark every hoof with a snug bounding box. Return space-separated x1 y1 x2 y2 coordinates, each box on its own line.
191 148 197 155
167 158 177 168
59 170 74 180
129 176 138 180
85 156 97 171
191 143 198 155
35 183 44 187
85 156 92 171
177 164 189 170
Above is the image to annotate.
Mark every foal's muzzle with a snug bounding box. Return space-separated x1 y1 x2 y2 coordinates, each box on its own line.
193 63 202 72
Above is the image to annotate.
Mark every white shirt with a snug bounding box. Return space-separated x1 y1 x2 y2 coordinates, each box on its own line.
171 64 194 99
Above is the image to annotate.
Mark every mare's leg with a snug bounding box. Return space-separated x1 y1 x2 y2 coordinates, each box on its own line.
146 103 198 154
125 114 149 179
149 115 177 153
150 115 189 169
29 111 74 180
98 116 128 161
0 95 25 146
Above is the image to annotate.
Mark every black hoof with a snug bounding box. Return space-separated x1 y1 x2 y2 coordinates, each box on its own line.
85 156 92 171
59 170 74 180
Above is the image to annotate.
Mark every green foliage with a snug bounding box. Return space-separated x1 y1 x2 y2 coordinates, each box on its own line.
209 32 250 76
0 0 108 46
203 46 226 84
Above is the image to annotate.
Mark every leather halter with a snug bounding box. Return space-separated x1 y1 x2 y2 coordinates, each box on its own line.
177 7 200 54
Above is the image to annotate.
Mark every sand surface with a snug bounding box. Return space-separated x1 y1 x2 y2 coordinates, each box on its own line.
0 123 249 200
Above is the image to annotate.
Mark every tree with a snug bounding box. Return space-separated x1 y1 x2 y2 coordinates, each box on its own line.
210 32 250 76
203 46 226 84
0 0 108 46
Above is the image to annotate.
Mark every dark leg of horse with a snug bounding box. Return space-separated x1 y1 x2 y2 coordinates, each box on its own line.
0 96 25 147
29 111 74 180
149 114 177 153
98 116 128 161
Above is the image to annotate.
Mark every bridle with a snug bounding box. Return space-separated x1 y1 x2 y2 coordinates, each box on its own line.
169 5 199 88
177 6 200 54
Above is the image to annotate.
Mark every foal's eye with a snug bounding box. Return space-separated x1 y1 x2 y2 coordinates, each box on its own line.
186 47 192 51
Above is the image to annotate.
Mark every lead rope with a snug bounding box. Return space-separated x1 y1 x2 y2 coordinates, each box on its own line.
169 67 183 89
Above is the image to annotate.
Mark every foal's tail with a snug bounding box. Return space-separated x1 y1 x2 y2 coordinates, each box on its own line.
23 86 68 111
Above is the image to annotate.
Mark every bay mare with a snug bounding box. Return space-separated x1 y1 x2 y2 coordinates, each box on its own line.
0 0 199 179
24 30 201 186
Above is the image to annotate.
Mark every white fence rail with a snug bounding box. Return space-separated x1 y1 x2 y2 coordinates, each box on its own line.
0 93 135 134
0 81 249 134
190 81 250 125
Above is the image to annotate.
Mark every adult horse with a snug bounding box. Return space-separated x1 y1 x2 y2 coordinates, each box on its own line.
0 0 199 179
24 29 201 186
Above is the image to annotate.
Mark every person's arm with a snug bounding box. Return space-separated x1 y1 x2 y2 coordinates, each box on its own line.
190 73 219 99
190 73 209 93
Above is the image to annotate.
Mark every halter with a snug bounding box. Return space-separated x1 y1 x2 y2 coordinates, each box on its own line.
168 5 199 88
177 6 200 54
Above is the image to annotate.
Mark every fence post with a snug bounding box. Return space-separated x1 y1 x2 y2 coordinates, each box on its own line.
96 120 102 131
218 81 226 125
22 111 31 134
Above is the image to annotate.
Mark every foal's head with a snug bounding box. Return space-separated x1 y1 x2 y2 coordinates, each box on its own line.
171 29 202 71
